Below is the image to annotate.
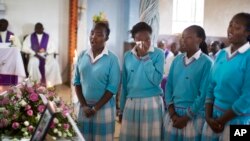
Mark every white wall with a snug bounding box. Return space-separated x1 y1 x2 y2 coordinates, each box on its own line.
159 0 250 37
85 0 129 67
204 0 250 36
159 0 173 34
0 0 69 82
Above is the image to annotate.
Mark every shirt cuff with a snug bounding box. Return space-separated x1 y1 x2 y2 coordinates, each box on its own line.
232 105 243 116
205 98 214 104
106 86 118 95
186 107 195 119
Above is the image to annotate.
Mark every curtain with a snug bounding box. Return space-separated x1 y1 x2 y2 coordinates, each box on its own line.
139 0 160 47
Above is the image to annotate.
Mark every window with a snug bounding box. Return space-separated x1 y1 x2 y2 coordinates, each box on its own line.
172 0 204 33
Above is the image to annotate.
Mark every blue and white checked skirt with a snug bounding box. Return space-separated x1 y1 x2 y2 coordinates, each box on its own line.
119 96 164 141
77 97 116 141
163 106 205 141
201 105 250 141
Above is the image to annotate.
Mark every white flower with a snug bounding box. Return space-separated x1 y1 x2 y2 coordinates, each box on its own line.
35 114 41 121
13 87 22 99
25 80 34 87
24 121 29 126
19 100 27 107
23 131 28 136
54 96 61 102
67 132 72 137
56 108 62 112
53 118 59 124
0 107 6 112
53 128 58 133
58 123 62 127
52 136 57 140
63 133 67 138
57 131 62 137
11 96 15 101
11 138 19 141
21 127 27 132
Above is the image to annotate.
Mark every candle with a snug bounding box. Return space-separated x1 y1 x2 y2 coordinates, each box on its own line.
9 35 15 42
47 81 52 88
9 35 15 46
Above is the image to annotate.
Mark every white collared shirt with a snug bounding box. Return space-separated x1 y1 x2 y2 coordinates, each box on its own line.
87 47 109 63
184 49 202 65
131 46 155 57
0 31 7 42
36 34 43 44
225 42 250 58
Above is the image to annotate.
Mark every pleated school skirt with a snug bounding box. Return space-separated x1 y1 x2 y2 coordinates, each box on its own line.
119 96 164 141
163 106 205 141
77 97 116 141
201 105 250 141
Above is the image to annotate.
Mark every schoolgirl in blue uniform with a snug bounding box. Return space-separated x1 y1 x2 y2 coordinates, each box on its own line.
119 22 165 141
163 25 213 141
73 19 120 141
202 12 250 141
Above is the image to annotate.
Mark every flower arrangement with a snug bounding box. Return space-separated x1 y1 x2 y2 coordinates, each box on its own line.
0 80 76 140
92 12 108 24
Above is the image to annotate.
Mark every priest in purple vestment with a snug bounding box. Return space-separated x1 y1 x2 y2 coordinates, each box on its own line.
0 18 21 48
22 22 62 87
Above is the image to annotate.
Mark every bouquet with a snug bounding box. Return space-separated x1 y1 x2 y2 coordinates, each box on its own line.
0 80 76 140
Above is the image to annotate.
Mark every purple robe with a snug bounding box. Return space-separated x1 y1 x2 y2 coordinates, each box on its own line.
30 33 49 84
0 74 18 85
0 31 14 43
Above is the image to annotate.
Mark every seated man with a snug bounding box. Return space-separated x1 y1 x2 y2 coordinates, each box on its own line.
22 22 62 87
0 18 21 48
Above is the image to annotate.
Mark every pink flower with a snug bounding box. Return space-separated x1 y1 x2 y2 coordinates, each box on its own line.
0 119 9 128
12 122 20 129
47 91 55 98
12 114 18 119
25 105 31 111
26 87 35 93
27 125 34 132
16 92 22 99
3 109 9 116
62 110 69 117
0 97 9 106
29 93 39 102
63 123 70 130
11 99 17 104
62 106 71 117
27 110 33 116
37 86 47 93
38 105 45 113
